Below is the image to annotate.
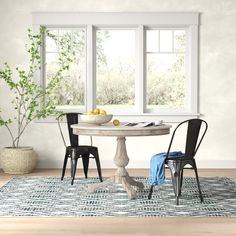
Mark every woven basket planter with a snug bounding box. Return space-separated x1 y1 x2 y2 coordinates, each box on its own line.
0 147 37 174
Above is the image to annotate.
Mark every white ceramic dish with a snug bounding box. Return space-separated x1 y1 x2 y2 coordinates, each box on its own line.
80 114 113 125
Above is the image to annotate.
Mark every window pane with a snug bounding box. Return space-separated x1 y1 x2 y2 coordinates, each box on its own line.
46 37 58 52
160 30 173 52
45 28 86 107
146 53 186 109
96 30 135 110
174 30 186 52
45 53 59 77
146 30 159 52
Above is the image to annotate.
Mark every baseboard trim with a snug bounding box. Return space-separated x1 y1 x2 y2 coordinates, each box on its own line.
37 159 236 169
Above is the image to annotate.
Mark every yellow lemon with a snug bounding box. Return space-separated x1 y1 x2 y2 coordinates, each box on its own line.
99 110 107 115
113 119 120 126
87 111 94 115
93 108 100 115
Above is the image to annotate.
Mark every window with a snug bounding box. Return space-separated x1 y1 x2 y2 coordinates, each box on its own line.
34 12 199 121
96 29 136 111
146 29 186 110
45 28 86 109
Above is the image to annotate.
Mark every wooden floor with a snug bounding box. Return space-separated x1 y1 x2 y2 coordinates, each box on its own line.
0 168 235 236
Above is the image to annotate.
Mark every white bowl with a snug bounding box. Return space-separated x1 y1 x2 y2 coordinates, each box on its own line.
80 114 113 125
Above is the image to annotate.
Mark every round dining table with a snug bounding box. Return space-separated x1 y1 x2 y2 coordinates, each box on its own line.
71 122 171 199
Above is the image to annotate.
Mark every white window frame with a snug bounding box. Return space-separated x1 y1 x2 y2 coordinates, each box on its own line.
33 12 199 122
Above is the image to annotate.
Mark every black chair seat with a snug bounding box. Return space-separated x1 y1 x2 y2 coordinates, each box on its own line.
165 155 185 161
66 145 98 155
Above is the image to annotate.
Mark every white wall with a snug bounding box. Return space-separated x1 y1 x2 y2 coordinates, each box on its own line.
0 0 236 169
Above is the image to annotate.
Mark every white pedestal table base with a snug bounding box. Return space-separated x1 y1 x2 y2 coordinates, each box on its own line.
87 136 144 199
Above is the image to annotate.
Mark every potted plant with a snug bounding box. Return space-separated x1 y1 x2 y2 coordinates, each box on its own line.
0 27 75 174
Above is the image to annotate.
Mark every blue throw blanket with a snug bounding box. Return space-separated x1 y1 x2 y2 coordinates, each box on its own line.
150 151 184 185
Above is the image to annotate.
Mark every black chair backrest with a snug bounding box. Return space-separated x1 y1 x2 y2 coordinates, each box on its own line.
66 113 81 147
166 119 208 159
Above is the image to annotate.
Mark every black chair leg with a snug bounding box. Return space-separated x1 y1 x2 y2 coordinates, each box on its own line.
82 156 89 178
70 155 74 178
169 160 184 205
193 161 203 202
61 152 69 181
94 152 103 182
175 172 182 205
148 185 154 199
179 169 184 196
172 173 181 205
71 157 78 185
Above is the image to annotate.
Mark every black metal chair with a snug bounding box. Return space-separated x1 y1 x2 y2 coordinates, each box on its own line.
148 119 208 205
58 113 103 185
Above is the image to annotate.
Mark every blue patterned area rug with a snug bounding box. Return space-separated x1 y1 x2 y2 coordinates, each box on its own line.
0 176 235 217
